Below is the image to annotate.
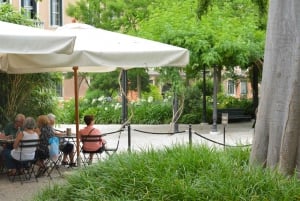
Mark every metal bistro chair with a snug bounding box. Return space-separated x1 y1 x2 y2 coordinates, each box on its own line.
9 139 40 184
81 135 106 167
81 130 122 167
43 137 63 179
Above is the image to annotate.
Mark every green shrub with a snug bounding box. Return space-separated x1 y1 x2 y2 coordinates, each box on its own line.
142 85 163 101
33 146 300 201
58 96 173 124
56 91 252 125
217 93 252 109
179 79 214 124
130 100 172 124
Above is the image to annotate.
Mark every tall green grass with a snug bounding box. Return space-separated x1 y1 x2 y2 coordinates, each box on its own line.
32 145 300 201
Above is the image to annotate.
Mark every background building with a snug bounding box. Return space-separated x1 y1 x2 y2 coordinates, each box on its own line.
7 0 74 29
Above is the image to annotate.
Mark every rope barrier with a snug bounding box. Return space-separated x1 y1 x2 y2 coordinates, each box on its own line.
100 129 124 137
102 129 124 154
133 127 251 148
193 131 252 147
133 129 186 135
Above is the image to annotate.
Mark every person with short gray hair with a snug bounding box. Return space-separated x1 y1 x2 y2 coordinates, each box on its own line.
4 113 25 138
48 113 56 122
3 117 39 176
47 114 76 167
23 117 36 129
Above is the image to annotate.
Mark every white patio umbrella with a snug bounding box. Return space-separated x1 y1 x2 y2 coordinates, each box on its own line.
0 21 76 54
0 23 188 73
0 22 189 165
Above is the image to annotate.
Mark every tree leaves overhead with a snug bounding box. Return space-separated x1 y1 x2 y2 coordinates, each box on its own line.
66 0 151 32
251 0 268 16
138 0 265 73
86 69 149 99
0 3 33 25
196 0 213 19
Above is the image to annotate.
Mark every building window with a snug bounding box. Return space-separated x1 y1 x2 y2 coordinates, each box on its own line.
227 80 235 95
240 81 247 95
56 81 63 97
149 79 154 85
21 0 37 19
50 0 62 26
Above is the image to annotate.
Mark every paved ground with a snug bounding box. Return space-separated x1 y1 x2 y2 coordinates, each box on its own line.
0 122 254 201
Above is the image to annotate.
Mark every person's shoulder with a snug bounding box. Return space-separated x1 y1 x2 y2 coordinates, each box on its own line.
6 122 13 126
33 133 39 139
78 127 86 134
92 127 101 134
4 122 13 129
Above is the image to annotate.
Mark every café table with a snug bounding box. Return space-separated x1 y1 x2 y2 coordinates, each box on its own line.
56 133 79 165
0 138 14 144
0 137 15 149
0 137 15 174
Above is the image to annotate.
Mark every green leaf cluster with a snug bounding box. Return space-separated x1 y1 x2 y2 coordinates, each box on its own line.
0 3 33 25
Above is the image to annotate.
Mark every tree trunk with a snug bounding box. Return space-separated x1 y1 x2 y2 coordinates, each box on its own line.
137 74 141 99
250 0 300 177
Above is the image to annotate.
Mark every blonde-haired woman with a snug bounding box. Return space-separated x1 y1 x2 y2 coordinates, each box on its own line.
35 115 55 171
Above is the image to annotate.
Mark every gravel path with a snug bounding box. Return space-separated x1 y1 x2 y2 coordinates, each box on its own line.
0 122 254 201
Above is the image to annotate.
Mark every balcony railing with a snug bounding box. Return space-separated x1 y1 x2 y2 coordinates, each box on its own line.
31 19 44 29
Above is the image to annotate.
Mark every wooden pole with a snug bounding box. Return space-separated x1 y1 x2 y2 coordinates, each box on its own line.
73 66 80 166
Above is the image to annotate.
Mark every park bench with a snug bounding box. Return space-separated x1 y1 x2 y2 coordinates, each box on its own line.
217 108 252 123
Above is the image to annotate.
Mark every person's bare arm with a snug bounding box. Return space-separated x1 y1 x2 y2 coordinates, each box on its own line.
13 132 24 149
54 130 65 136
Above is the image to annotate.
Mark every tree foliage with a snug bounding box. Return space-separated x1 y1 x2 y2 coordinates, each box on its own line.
137 0 265 77
65 0 266 126
0 3 33 25
85 70 149 100
66 0 151 32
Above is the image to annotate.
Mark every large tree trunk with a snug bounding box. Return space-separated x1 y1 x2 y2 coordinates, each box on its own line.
137 74 141 99
250 0 300 176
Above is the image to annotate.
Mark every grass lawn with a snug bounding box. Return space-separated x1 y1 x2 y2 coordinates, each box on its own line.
32 145 300 201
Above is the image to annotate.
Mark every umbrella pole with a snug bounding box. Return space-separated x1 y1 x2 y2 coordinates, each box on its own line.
73 66 81 166
121 70 128 124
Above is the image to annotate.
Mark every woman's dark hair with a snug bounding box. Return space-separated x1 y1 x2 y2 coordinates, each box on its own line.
84 115 94 125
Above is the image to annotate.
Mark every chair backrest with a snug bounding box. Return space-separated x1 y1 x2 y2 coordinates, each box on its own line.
19 139 40 149
81 135 102 143
18 139 40 161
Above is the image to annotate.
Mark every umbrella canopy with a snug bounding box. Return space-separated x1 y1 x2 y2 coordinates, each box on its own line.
0 23 189 73
0 21 76 54
0 22 190 165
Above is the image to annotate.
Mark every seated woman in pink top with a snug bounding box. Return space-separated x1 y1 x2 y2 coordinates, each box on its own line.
79 115 106 164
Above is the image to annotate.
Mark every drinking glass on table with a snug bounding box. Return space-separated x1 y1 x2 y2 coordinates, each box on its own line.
6 135 14 140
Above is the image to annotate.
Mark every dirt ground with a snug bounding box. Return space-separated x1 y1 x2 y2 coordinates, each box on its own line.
0 122 254 201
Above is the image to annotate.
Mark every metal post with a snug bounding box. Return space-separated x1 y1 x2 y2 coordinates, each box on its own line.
189 124 192 147
173 92 179 132
211 65 218 134
127 124 131 152
221 113 228 150
121 70 128 124
223 125 226 150
202 65 207 123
